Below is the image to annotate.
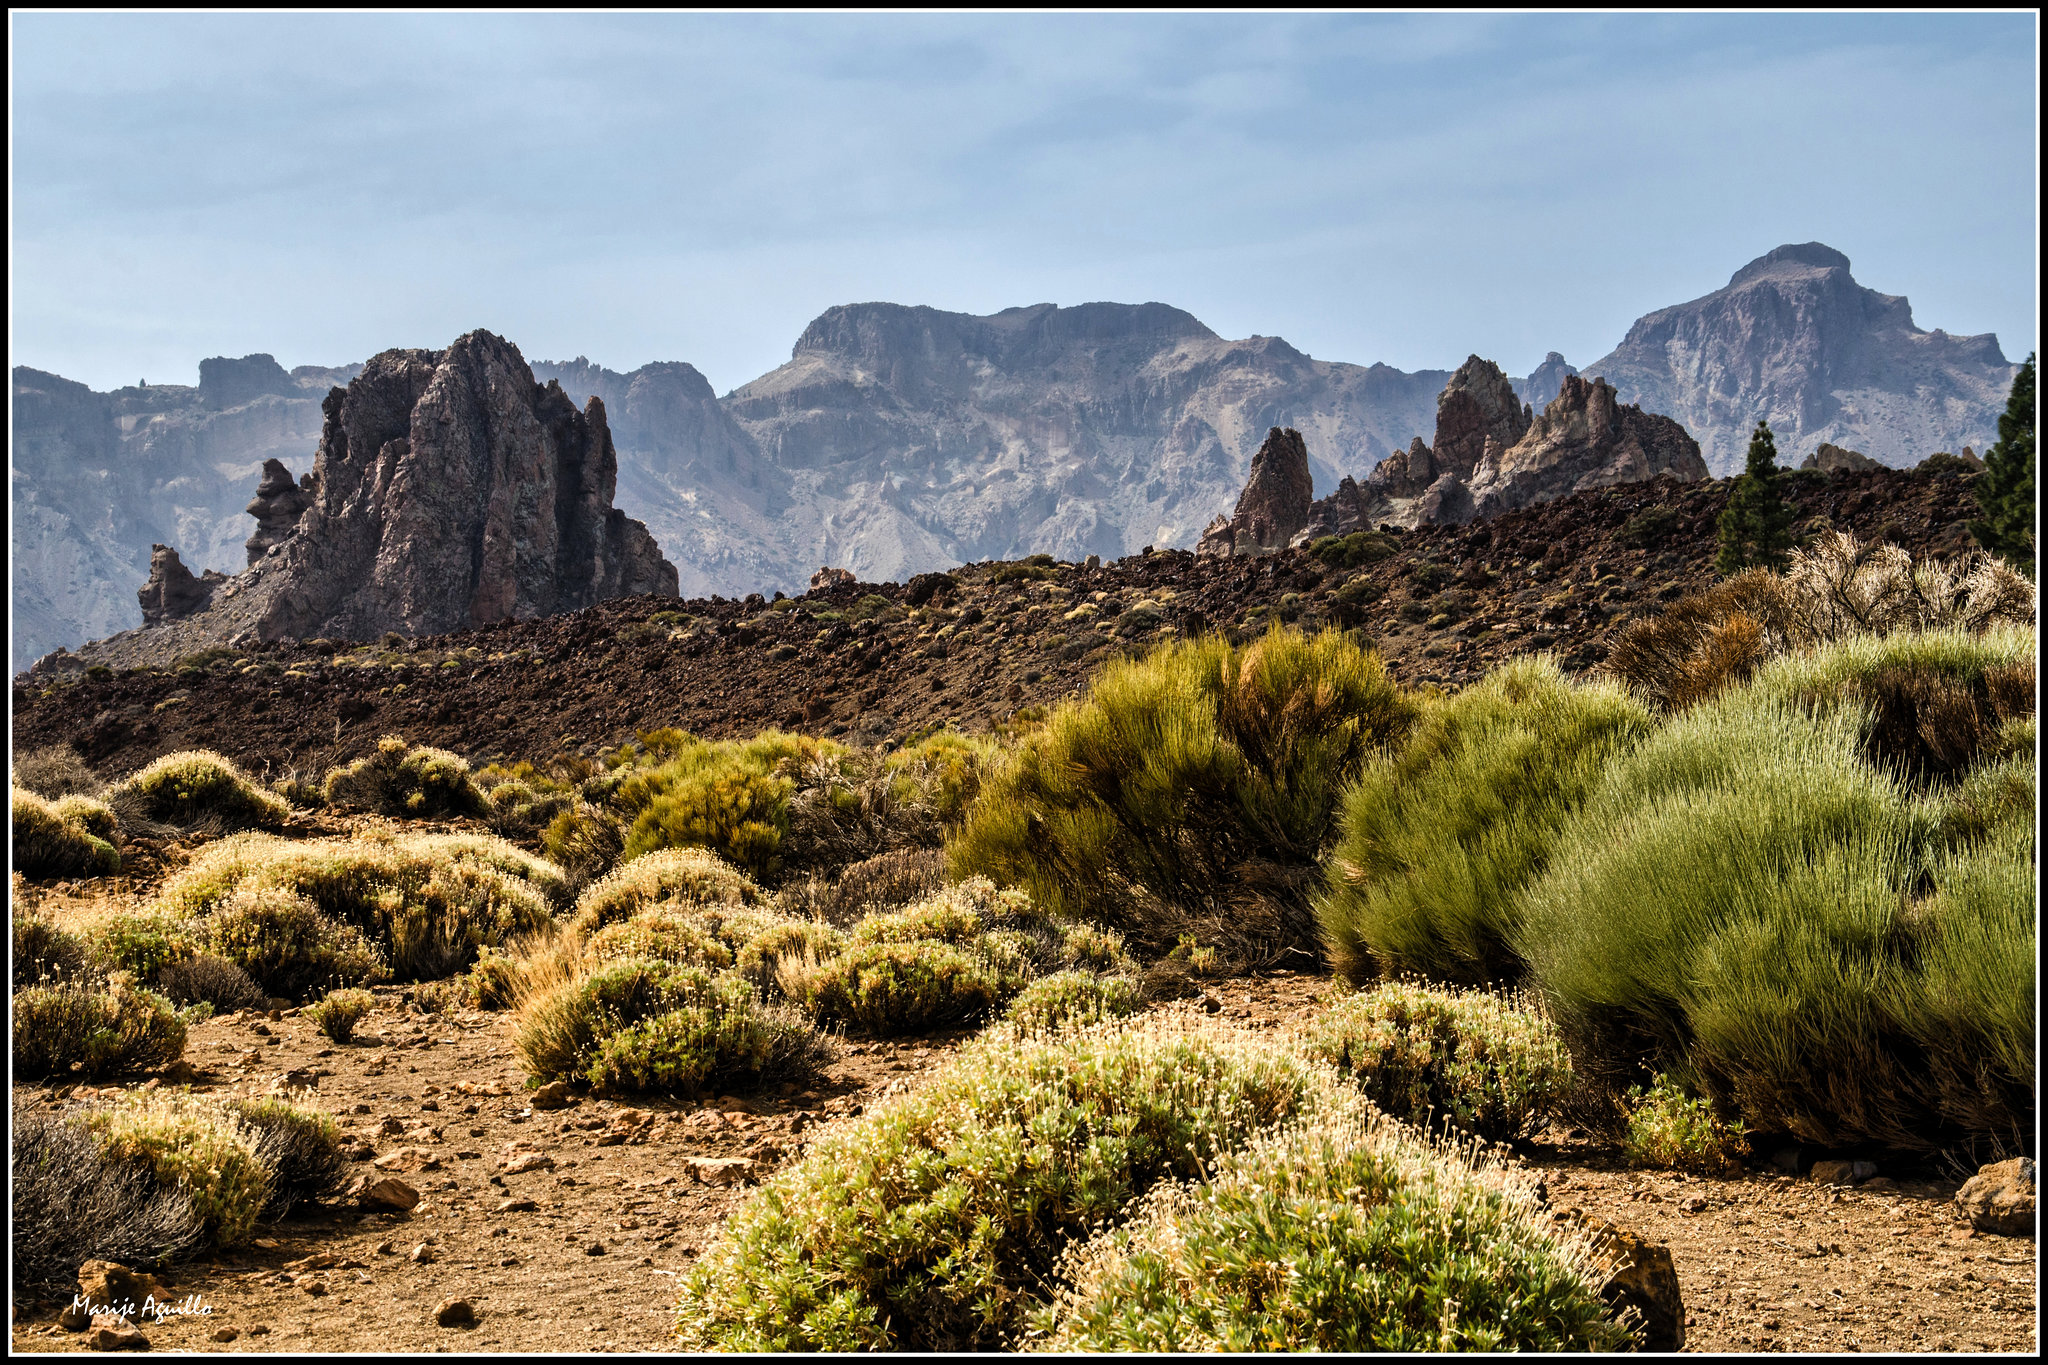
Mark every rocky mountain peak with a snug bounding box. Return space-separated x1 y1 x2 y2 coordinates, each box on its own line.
1588 242 2016 473
1464 374 1706 521
1728 241 1854 286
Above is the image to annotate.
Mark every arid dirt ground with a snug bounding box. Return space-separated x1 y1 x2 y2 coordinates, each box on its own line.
8 925 2036 1354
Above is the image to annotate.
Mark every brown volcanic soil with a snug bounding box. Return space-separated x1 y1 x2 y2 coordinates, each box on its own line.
7 937 2034 1355
13 467 1982 782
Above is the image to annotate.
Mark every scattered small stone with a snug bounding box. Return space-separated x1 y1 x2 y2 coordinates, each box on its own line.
408 1243 439 1265
301 1279 328 1297
249 1324 271 1336
493 1198 539 1213
585 1241 607 1256
433 1298 477 1328
211 1327 239 1343
59 1302 92 1332
86 1317 149 1351
374 1241 395 1255
685 1156 758 1187
348 1175 422 1212
530 1080 575 1111
1810 1159 1879 1187
501 1152 556 1175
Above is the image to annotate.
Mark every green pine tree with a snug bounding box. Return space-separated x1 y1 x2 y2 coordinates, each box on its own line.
1717 420 1797 574
1969 353 2035 576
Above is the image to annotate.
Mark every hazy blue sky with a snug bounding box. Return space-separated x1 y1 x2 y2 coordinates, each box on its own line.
11 12 2038 394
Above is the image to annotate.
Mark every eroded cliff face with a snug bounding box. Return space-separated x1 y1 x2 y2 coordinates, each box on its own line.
1582 243 2019 474
52 332 677 669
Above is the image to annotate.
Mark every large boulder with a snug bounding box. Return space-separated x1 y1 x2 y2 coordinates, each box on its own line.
1956 1157 2035 1237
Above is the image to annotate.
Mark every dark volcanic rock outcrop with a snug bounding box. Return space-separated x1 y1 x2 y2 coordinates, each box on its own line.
136 545 224 626
1584 243 2019 474
243 458 312 565
1465 374 1707 520
1198 428 1315 556
255 330 677 638
54 331 677 669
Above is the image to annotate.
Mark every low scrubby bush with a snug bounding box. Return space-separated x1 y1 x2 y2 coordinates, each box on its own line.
542 801 628 886
1304 981 1573 1142
54 793 119 842
11 745 103 799
1058 922 1139 975
322 735 485 818
155 953 268 1012
1001 970 1143 1034
1620 1076 1747 1176
11 1101 201 1291
583 975 822 1095
951 626 1417 962
83 1093 271 1248
784 940 1001 1035
1314 658 1652 986
586 910 737 970
225 1095 348 1216
568 847 761 936
609 731 840 880
158 831 561 984
1309 529 1399 569
788 847 947 926
107 751 290 831
13 980 187 1079
305 987 377 1043
1036 1109 1629 1352
514 957 823 1096
673 1016 1343 1351
202 886 387 1000
13 786 121 879
86 911 198 981
13 912 89 986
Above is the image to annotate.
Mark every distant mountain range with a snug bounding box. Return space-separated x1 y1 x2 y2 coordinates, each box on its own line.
11 243 2018 673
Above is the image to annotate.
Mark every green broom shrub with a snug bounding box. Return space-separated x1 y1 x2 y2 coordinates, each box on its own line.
1313 657 1652 986
950 626 1416 963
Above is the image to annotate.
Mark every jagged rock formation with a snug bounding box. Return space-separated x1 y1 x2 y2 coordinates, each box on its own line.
243 458 313 564
10 358 356 672
136 546 224 626
1365 357 1530 500
1198 428 1314 556
53 332 677 669
1801 442 1883 474
1464 374 1707 519
1206 367 1706 540
1584 243 2020 474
